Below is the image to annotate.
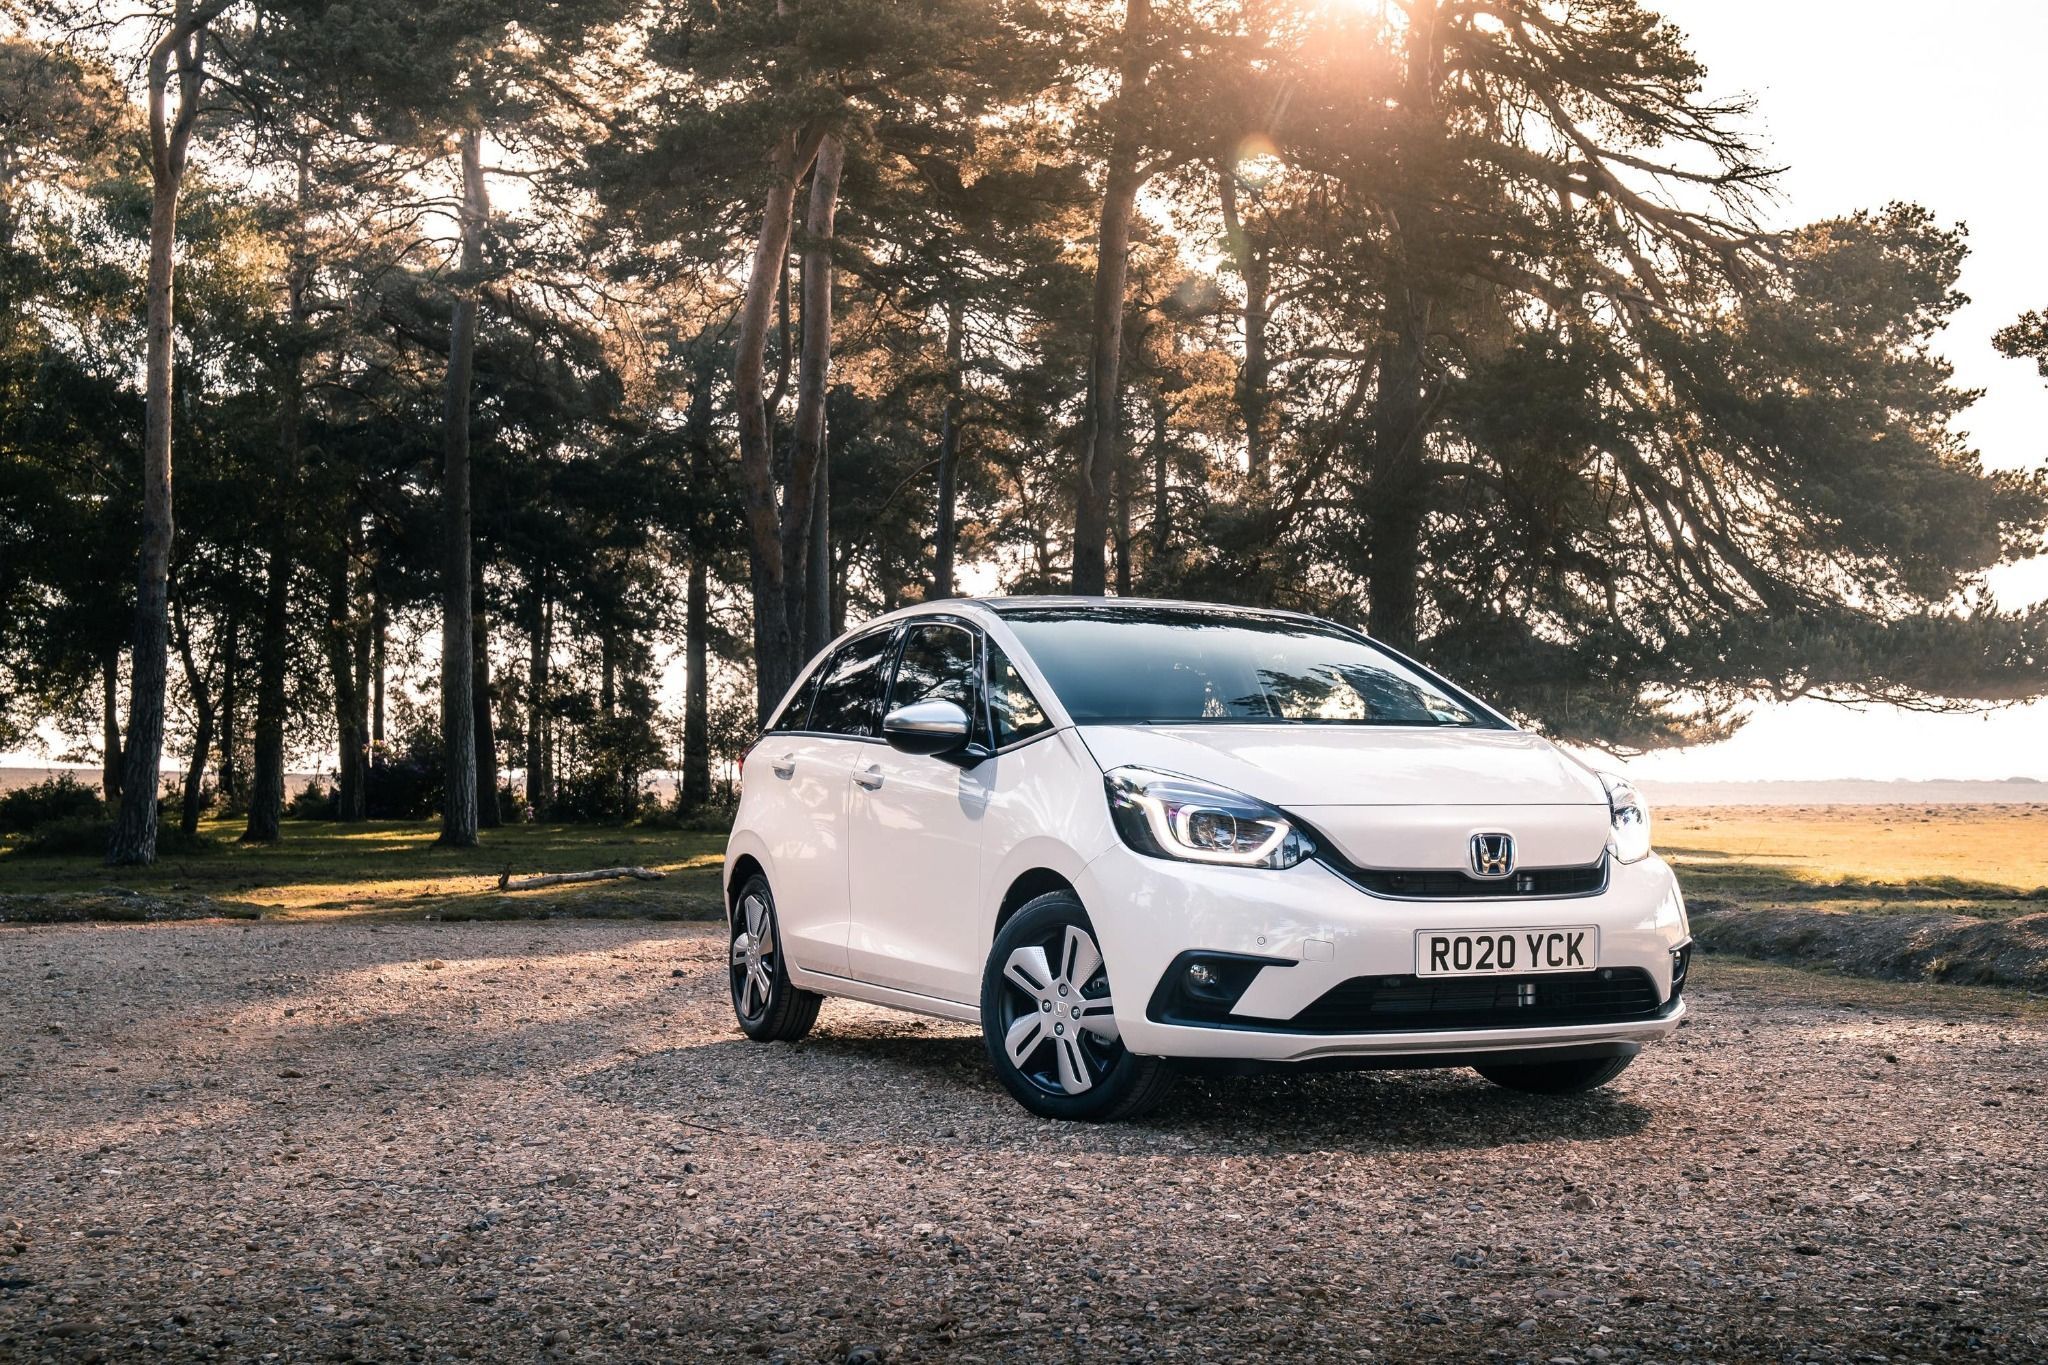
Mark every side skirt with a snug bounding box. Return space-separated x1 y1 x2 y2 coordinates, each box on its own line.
787 966 982 1026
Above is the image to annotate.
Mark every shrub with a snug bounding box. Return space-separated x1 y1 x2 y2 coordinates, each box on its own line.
286 780 338 821
0 775 106 835
14 815 111 856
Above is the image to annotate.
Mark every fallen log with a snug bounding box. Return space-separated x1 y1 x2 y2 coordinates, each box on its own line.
497 866 667 891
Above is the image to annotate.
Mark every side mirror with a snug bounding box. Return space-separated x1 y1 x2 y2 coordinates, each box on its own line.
882 699 975 759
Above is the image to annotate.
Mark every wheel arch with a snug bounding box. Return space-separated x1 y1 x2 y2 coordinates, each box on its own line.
726 852 766 921
994 866 1078 938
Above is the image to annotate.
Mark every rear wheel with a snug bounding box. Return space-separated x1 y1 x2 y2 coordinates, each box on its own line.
729 874 822 1042
1474 1053 1633 1094
980 892 1175 1122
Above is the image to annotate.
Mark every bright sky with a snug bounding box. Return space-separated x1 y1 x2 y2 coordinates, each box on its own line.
1607 0 2048 782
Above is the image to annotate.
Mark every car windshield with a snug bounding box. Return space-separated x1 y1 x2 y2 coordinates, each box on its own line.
998 605 1501 728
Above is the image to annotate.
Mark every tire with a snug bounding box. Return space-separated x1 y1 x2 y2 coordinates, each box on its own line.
1474 1053 1634 1094
980 891 1175 1122
729 874 823 1042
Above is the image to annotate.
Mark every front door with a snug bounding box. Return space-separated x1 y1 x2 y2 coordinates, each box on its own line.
847 620 993 1004
757 626 897 976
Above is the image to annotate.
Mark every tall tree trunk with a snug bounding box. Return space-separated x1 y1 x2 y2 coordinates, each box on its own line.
109 3 211 864
1363 5 1443 653
245 144 311 845
216 596 237 802
101 650 123 804
369 581 385 784
790 134 843 666
933 295 966 599
438 127 487 847
351 568 371 817
324 519 368 822
1113 449 1133 596
525 578 550 818
244 509 291 843
1150 394 1171 569
172 589 214 837
683 555 711 811
732 123 827 722
1070 0 1153 596
472 564 500 829
1218 164 1272 486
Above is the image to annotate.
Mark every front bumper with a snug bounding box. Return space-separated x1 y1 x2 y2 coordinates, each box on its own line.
1075 844 1690 1065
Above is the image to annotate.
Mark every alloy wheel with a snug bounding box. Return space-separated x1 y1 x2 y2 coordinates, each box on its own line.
730 889 777 1021
997 922 1121 1095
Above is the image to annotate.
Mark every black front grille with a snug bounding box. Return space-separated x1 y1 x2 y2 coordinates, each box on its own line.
1285 968 1664 1034
1331 861 1608 899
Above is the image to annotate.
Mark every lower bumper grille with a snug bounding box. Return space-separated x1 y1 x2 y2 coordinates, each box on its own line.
1284 968 1665 1034
1330 860 1609 899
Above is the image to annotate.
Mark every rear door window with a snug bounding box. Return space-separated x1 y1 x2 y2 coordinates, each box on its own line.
808 628 898 738
768 659 826 733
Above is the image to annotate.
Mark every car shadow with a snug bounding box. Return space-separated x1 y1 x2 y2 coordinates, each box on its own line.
578 1023 1653 1157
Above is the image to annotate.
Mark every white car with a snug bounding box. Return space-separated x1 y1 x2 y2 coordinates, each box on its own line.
723 598 1690 1121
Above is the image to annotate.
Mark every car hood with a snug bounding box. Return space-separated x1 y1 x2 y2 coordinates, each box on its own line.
1074 724 1613 871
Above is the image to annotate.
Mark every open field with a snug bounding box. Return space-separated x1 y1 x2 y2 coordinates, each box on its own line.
4 803 2045 930
0 820 726 923
2 919 2044 1362
1661 803 2048 919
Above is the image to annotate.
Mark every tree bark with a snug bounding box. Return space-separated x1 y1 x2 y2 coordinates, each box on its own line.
369 581 385 785
472 564 500 828
933 295 966 599
1363 5 1443 653
1151 394 1171 567
1218 164 1272 486
1113 447 1133 597
1070 0 1152 596
791 134 843 666
101 650 123 804
732 123 828 721
216 596 237 802
109 1 213 864
525 576 550 819
683 554 711 810
438 127 487 847
172 585 215 837
323 519 368 822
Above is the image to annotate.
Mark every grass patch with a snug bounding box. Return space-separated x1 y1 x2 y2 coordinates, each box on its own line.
0 817 727 922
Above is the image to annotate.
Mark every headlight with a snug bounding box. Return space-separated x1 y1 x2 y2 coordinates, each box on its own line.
1600 771 1652 863
1104 766 1313 869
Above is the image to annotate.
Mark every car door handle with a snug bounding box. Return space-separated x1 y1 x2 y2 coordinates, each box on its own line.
769 754 796 779
854 764 884 791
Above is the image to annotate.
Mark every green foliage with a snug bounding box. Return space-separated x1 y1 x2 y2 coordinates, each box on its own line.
4 0 2045 803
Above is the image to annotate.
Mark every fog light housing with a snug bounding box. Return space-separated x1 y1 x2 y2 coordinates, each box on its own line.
1670 943 1692 998
1147 950 1293 1026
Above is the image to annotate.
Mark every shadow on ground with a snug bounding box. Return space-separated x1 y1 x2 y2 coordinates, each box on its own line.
578 1025 1653 1158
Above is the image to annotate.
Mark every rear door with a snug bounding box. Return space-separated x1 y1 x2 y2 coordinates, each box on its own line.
845 618 994 1003
751 627 897 976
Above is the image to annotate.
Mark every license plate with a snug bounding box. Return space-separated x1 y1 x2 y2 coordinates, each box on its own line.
1415 926 1597 978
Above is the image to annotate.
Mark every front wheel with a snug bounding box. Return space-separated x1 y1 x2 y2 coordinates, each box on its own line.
1474 1053 1634 1094
980 892 1175 1122
729 874 822 1042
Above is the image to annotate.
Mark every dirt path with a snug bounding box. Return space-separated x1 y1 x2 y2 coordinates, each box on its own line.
3 921 2044 1362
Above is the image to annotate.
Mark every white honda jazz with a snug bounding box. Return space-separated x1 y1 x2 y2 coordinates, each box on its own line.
724 598 1690 1121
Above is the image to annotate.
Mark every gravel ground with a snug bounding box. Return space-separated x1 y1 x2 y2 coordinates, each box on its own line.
2 921 2044 1363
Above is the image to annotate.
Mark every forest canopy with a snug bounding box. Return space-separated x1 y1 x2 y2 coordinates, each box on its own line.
2 0 2044 863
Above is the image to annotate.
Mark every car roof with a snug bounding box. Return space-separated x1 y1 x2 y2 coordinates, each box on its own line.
922 595 1326 624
